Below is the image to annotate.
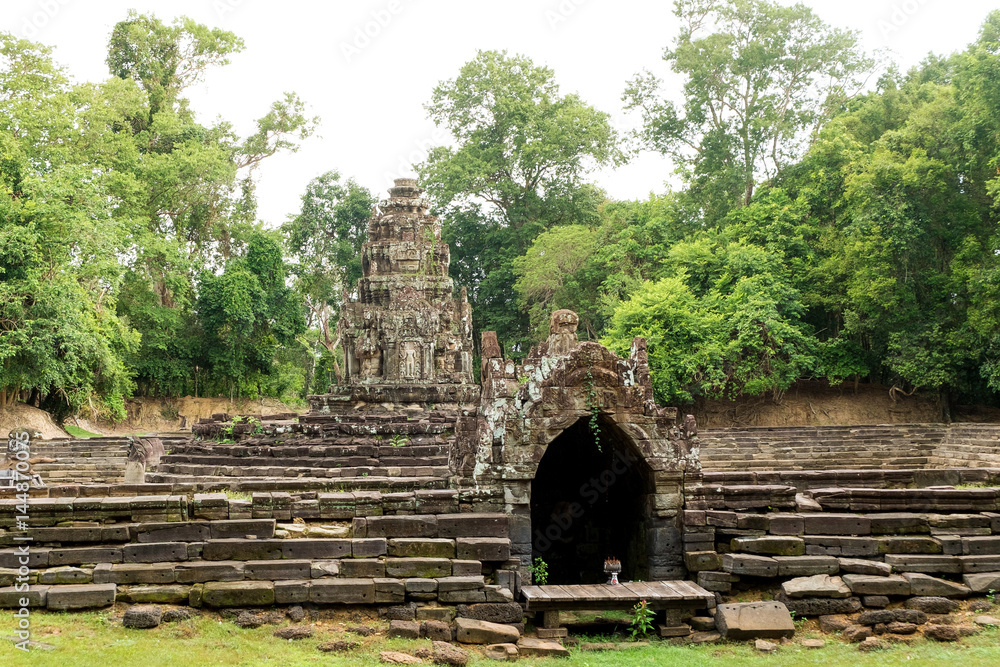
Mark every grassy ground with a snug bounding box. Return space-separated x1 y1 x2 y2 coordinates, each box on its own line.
62 424 102 439
3 609 1000 667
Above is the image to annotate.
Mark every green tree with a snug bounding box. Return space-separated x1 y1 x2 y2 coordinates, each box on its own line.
513 225 600 340
106 11 243 121
105 12 317 396
602 277 726 404
624 0 873 223
283 171 374 380
0 35 140 419
604 230 818 405
1 15 319 416
418 50 621 355
197 232 305 397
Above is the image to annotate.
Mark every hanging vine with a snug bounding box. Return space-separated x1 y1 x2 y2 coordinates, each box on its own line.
583 366 602 453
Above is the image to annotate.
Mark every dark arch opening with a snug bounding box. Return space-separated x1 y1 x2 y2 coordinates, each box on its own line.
530 417 654 585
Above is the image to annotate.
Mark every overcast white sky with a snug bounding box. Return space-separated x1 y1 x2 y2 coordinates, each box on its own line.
4 0 997 227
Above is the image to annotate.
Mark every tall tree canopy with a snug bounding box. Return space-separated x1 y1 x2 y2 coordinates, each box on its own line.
283 170 374 383
418 50 621 356
0 35 141 419
624 0 874 223
600 11 1000 411
0 13 318 419
106 12 316 399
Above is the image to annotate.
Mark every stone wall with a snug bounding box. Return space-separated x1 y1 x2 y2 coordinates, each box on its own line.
0 494 518 612
681 484 1000 617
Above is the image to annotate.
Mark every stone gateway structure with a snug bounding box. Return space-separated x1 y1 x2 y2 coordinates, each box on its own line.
476 311 699 583
307 178 699 585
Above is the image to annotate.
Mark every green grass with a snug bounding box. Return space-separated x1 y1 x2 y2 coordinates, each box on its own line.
63 424 102 439
4 610 1000 667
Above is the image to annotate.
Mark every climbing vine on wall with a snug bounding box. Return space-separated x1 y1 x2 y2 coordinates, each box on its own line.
583 366 602 453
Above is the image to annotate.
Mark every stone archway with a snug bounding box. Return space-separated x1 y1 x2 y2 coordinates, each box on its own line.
529 416 655 584
475 310 701 584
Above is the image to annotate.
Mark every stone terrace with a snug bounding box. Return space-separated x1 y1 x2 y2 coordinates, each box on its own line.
9 176 1000 643
697 423 1000 471
147 413 460 491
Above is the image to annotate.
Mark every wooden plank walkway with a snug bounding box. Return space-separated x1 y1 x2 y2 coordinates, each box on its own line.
521 580 714 612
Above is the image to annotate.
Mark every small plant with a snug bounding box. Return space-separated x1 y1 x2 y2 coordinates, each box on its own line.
531 557 549 585
389 434 410 447
988 589 996 606
218 416 241 441
629 599 655 640
583 366 602 452
517 374 530 387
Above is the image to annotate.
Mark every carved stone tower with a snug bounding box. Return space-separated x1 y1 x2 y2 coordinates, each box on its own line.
332 178 478 405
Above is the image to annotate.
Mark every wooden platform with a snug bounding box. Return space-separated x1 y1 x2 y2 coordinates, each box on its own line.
520 580 714 612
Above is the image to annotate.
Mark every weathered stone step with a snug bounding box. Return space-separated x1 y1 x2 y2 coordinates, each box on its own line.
33 460 126 469
154 463 452 479
0 519 275 548
158 455 449 468
145 473 450 490
0 583 116 610
164 443 451 458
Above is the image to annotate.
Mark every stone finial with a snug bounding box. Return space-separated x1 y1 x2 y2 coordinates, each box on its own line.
388 177 423 198
549 309 579 335
546 309 580 356
481 331 502 359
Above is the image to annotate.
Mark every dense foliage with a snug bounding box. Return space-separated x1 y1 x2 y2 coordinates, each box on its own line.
600 9 1000 409
3 0 1000 422
0 13 315 419
417 49 620 356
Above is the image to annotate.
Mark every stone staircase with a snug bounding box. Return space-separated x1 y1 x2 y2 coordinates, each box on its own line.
697 424 950 471
685 506 1000 615
148 412 463 491
150 440 453 490
28 438 131 485
27 435 189 486
933 424 1000 467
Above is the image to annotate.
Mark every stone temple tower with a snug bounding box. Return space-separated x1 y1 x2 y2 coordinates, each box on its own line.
331 178 479 406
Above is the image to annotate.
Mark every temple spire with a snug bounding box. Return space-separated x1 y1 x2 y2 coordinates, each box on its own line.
336 178 475 389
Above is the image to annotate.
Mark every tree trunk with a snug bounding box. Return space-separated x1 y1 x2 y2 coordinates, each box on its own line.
940 389 953 424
